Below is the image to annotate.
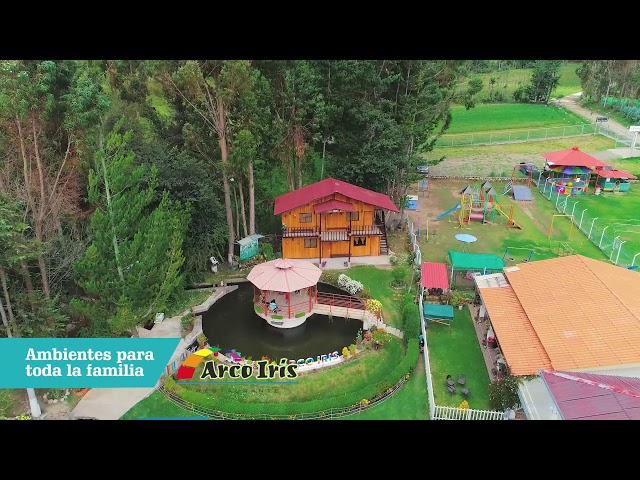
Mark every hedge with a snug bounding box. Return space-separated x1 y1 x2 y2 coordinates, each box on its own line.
402 297 421 341
164 339 419 417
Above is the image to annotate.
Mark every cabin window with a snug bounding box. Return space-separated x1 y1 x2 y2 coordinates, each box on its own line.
304 238 318 248
299 213 312 223
353 236 366 247
349 211 359 221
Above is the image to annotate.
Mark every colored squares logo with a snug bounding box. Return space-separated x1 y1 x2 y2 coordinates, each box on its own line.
175 348 217 380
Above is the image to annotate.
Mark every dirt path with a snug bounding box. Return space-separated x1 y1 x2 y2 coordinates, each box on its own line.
554 93 633 140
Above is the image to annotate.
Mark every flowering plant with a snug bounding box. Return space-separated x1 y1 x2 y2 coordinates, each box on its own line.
337 274 364 295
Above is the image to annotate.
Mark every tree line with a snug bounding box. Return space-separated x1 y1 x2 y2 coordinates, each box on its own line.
0 60 477 337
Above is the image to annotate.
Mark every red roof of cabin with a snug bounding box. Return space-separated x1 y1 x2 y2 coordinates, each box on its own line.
595 169 637 180
313 199 356 213
543 146 609 169
541 370 640 420
274 178 399 215
420 262 449 290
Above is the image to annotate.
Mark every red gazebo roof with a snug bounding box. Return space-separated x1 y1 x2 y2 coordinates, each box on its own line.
274 177 399 215
543 146 609 170
420 262 449 290
247 259 322 293
595 169 637 180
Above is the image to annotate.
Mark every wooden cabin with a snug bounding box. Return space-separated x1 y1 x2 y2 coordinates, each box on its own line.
273 178 400 261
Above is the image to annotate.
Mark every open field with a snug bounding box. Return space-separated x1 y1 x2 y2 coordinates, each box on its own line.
424 135 616 177
445 103 586 135
407 179 608 266
455 63 582 103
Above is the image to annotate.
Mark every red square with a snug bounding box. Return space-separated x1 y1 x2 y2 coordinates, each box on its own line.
176 366 196 380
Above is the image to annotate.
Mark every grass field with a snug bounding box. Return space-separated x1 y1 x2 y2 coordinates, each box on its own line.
424 135 615 178
565 183 640 259
345 358 428 420
456 62 582 103
407 179 608 266
445 103 586 135
346 265 404 328
428 308 490 410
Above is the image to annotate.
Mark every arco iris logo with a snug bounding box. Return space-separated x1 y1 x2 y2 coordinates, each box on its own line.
175 347 299 381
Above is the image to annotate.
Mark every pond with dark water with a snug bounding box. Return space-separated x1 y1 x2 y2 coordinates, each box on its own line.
201 282 361 360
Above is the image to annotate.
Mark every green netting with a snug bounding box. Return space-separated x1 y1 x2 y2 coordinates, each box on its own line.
448 250 504 271
423 303 454 319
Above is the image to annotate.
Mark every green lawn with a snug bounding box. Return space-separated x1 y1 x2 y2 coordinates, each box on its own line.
428 308 490 410
456 62 581 103
345 357 428 420
564 182 640 259
345 265 405 328
445 103 586 135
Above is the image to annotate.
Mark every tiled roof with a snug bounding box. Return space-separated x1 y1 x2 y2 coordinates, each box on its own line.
541 370 640 420
501 255 640 373
477 284 552 375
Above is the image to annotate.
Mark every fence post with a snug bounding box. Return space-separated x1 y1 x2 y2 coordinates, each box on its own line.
563 126 566 138
588 218 598 240
614 241 626 265
570 201 579 218
555 190 561 208
599 225 610 248
632 252 640 267
610 236 620 261
489 133 492 144
579 209 587 230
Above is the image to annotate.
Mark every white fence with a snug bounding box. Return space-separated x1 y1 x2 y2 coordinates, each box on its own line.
406 217 507 421
436 124 597 148
435 122 633 149
433 405 507 420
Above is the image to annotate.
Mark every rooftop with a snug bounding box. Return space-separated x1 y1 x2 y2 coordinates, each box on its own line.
274 177 399 215
477 255 640 375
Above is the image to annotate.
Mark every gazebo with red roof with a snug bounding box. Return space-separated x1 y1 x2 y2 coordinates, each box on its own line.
542 146 609 196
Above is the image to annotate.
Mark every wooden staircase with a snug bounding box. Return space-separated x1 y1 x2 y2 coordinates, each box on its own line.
378 210 389 255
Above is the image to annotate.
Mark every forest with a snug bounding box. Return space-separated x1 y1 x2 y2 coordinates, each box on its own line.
0 60 477 338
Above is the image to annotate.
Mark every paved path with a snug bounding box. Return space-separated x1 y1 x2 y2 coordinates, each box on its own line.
70 288 232 420
555 93 633 140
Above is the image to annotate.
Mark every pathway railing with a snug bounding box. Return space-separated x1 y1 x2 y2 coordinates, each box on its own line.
158 372 409 420
433 405 506 420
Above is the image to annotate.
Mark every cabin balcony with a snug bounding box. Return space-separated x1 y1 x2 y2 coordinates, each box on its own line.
282 225 384 239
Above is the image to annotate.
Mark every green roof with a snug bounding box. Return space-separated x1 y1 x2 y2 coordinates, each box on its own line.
423 303 454 319
237 234 264 246
448 250 504 271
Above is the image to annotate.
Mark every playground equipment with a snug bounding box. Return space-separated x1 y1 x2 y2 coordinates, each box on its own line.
501 246 537 263
457 183 496 226
436 203 461 220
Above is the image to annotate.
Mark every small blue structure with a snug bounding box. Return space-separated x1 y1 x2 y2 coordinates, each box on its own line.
406 195 418 210
512 185 533 201
423 303 455 326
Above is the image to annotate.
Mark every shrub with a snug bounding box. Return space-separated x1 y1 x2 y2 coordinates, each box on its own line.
488 373 522 411
391 265 408 286
458 400 470 410
260 243 275 261
450 290 475 307
365 299 383 319
358 287 372 300
337 274 364 295
0 390 15 418
320 271 339 287
341 346 351 358
349 344 357 356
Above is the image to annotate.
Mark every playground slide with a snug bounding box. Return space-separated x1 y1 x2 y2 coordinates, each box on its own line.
435 203 461 220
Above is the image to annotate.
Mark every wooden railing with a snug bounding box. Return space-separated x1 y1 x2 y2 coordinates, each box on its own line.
282 226 383 238
316 292 365 310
